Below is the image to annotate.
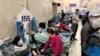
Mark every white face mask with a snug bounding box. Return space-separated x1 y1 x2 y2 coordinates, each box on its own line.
18 39 23 45
92 18 100 29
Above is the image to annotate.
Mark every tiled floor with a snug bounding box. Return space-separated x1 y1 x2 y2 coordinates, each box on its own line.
69 22 82 56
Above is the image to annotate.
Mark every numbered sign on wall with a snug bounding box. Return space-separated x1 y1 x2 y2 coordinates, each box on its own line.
22 15 30 22
16 7 34 30
17 7 33 23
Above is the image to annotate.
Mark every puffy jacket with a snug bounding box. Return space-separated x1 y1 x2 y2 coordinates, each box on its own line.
2 44 14 56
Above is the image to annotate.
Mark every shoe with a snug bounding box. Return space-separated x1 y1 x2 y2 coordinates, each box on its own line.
66 52 69 56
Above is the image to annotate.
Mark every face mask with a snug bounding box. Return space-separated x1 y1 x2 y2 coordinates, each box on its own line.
92 18 100 29
19 40 23 45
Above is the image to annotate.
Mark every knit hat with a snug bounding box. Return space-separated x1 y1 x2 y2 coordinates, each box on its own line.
89 4 100 17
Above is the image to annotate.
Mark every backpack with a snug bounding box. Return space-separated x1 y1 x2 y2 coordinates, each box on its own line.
82 22 96 51
83 22 100 51
86 22 100 46
84 33 100 56
86 32 100 47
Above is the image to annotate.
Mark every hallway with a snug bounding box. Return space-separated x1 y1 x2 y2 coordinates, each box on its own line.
69 22 82 56
0 22 83 56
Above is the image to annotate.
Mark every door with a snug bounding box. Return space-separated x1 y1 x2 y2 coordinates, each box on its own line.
52 2 57 16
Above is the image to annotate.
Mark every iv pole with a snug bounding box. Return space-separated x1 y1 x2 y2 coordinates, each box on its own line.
26 0 31 54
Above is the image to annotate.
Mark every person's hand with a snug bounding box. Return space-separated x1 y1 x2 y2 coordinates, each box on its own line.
34 53 37 56
32 51 37 56
30 31 35 35
98 29 100 33
41 49 45 52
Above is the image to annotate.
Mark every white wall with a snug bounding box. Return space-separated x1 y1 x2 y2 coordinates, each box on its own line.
0 0 80 40
0 0 23 40
0 0 52 40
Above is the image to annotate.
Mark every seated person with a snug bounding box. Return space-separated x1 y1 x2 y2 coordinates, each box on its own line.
41 27 63 56
30 31 38 56
48 19 57 27
30 31 47 56
2 36 29 56
59 21 71 31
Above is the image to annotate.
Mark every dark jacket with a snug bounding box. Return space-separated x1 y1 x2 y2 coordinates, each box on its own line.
61 12 65 21
81 22 95 50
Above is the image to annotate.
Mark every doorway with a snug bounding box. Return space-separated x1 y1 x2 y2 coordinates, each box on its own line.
52 2 57 16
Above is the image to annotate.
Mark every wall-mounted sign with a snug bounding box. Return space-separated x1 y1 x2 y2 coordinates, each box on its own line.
22 15 30 22
69 4 76 7
69 3 76 13
17 7 33 23
16 7 34 30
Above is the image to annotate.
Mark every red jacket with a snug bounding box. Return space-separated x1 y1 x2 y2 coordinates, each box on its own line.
44 35 63 56
59 22 69 31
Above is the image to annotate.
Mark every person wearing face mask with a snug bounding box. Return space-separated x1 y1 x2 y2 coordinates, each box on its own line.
61 10 65 21
29 31 48 56
81 6 100 56
41 27 63 56
12 36 29 56
2 36 28 56
92 17 100 30
13 36 27 52
30 31 38 56
81 16 100 56
71 9 81 41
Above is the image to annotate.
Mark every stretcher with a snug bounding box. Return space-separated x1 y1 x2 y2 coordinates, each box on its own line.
0 31 72 56
33 31 73 53
59 31 73 53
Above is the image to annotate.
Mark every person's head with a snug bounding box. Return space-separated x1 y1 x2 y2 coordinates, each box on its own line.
58 13 60 16
89 15 100 23
12 36 23 46
61 10 64 12
87 4 100 29
58 13 60 15
86 11 89 16
62 21 65 24
27 33 29 35
47 27 58 37
88 6 100 23
75 9 79 14
76 9 79 12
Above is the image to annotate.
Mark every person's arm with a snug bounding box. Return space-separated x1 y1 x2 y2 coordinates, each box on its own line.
54 37 62 56
62 24 71 31
32 50 37 56
65 26 71 31
73 14 81 21
44 38 50 50
81 26 89 44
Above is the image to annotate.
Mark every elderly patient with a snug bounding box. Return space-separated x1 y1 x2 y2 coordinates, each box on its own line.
2 36 29 56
